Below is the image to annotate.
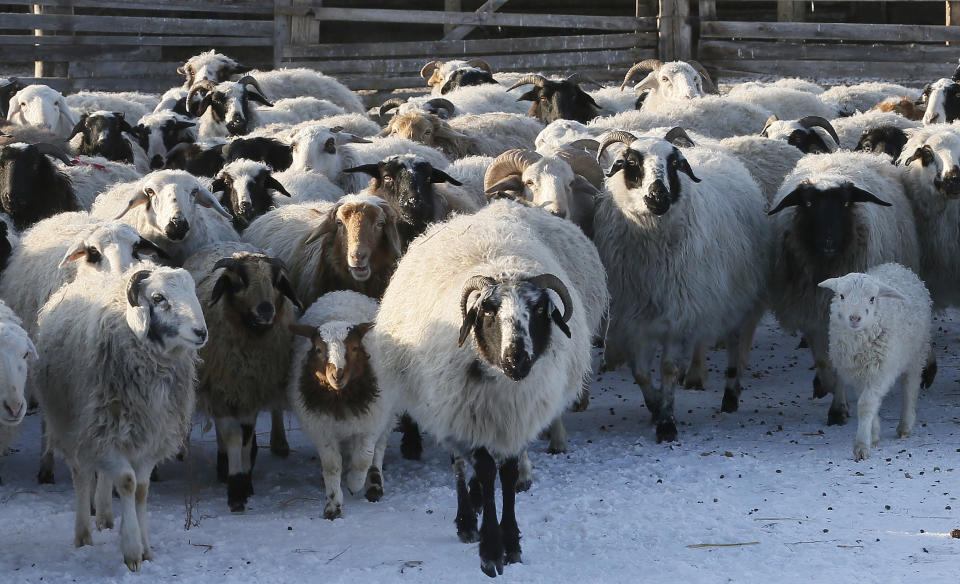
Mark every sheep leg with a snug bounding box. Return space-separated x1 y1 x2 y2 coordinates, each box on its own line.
629 340 659 420
215 423 227 483
921 352 937 389
134 462 153 562
545 416 567 454
318 441 344 520
473 447 504 578
398 412 423 461
828 381 849 427
684 342 707 390
854 386 884 462
571 376 590 412
515 450 533 493
217 417 249 513
453 454 479 543
94 472 114 530
655 339 689 443
37 417 55 484
809 332 846 424
499 457 522 566
364 429 389 503
240 416 258 498
102 456 143 572
269 409 290 458
721 314 761 414
69 463 93 547
345 433 376 497
897 366 921 439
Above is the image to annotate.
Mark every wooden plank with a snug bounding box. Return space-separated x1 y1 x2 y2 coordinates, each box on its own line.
704 59 952 80
701 20 960 43
0 13 274 37
290 0 319 45
674 0 691 60
0 34 273 46
274 0 290 69
699 39 960 63
1 0 274 14
69 61 189 78
444 0 461 37
281 33 649 59
949 1 960 46
777 0 805 22
279 6 653 31
659 0 675 61
18 45 163 60
33 3 70 78
336 66 640 91
443 0 510 41
699 0 716 21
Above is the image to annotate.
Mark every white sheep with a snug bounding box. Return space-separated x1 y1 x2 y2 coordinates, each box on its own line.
6 84 78 139
385 111 544 159
819 82 918 117
594 128 770 441
760 114 841 153
90 170 237 264
726 82 837 120
620 59 717 112
65 91 159 124
249 67 366 114
831 109 919 151
589 96 772 140
289 290 394 519
33 266 206 571
272 168 345 206
368 201 601 576
58 155 144 209
768 151 921 426
770 78 824 94
446 155 493 195
0 301 38 483
588 85 640 114
819 263 932 461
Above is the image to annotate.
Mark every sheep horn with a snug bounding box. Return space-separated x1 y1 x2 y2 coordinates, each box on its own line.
566 73 602 88
34 142 74 166
187 80 215 115
466 58 492 73
798 116 840 147
483 149 543 193
525 274 573 323
236 75 272 105
420 60 442 81
458 275 497 346
687 60 718 94
663 127 696 148
620 59 663 91
379 97 408 118
424 98 456 119
554 148 604 189
506 74 548 92
761 114 779 135
596 131 639 164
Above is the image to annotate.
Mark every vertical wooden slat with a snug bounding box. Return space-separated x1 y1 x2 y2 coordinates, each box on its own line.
778 0 805 23
699 0 716 21
291 0 319 45
658 0 675 60
674 0 691 60
659 0 690 61
948 1 960 46
444 0 461 37
33 3 72 78
274 0 290 68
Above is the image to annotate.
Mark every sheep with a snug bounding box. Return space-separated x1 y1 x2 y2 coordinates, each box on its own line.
483 148 602 237
289 290 394 519
344 154 484 245
63 155 145 210
68 111 144 166
163 139 228 177
507 74 602 124
854 126 911 160
6 84 78 139
133 111 198 171
588 96 771 140
385 111 543 159
0 141 79 229
818 263 931 461
224 136 291 171
209 159 291 231
377 96 459 125
90 170 237 264
272 168 345 206
182 242 300 511
594 128 770 441
871 96 925 121
0 213 18 274
65 91 158 124
32 266 206 571
587 85 641 115
768 151 921 426
770 78 824 94
367 201 603 576
154 87 192 116
179 49 251 89
918 75 960 124
248 67 366 114
535 119 602 154
0 77 25 119
760 114 840 154
242 195 402 307
830 109 920 151
421 59 496 95
726 82 837 120
0 301 37 483
620 59 717 111
411 84 530 117
819 82 918 117
446 155 492 196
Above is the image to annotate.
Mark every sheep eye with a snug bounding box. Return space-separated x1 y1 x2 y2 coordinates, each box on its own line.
525 179 534 186
423 129 432 135
661 77 669 83
144 187 155 197
804 201 812 207
376 220 385 228
336 219 344 226
151 293 166 304
19 102 25 107
869 296 875 303
22 351 29 359
384 176 393 183
839 294 844 300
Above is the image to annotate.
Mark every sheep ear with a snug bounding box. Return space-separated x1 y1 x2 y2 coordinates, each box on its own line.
210 273 233 305
176 65 186 75
551 309 572 338
265 175 292 197
429 168 462 186
69 114 88 139
303 207 338 245
58 242 89 268
7 95 21 120
125 270 152 338
768 187 807 215
458 306 479 347
194 186 234 218
352 322 374 339
58 101 77 132
877 283 906 301
516 89 539 103
274 271 302 312
173 120 196 131
849 186 892 207
113 190 151 220
24 334 38 360
247 90 272 108
484 176 523 197
289 323 318 339
677 156 700 183
233 63 253 75
342 164 379 177
818 278 840 293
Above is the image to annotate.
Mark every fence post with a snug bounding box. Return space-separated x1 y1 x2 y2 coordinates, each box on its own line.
658 0 691 61
33 4 72 78
948 1 960 46
777 0 805 22
273 0 289 68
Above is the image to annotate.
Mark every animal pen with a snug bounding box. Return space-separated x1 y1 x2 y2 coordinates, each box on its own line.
2 1 960 98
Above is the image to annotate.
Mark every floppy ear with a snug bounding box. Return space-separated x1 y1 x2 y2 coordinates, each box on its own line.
303 206 339 245
429 167 462 186
274 270 302 312
265 175 292 197
247 89 272 108
849 185 892 207
57 101 77 134
124 270 152 339
6 95 21 121
342 164 379 177
113 189 151 220
232 63 253 75
768 186 808 215
57 241 90 268
23 333 38 360
288 323 318 339
210 273 235 305
551 308 572 338
352 322 374 339
818 277 840 293
677 155 700 183
69 114 88 139
516 89 539 102
210 177 228 196
176 65 186 75
484 176 524 197
877 283 906 301
458 304 480 347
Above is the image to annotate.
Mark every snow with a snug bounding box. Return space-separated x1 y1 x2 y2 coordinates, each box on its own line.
3 311 960 583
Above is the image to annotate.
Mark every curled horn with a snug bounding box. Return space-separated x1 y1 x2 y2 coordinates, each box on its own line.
458 275 497 346
555 148 604 189
483 149 543 193
798 116 840 147
466 58 492 73
212 256 238 273
379 97 408 118
663 127 696 148
596 130 639 164
566 72 602 88
187 79 216 115
620 59 663 91
35 142 74 166
687 60 718 94
506 74 548 92
420 60 442 81
236 75 271 104
424 97 456 119
525 274 573 323
126 269 152 307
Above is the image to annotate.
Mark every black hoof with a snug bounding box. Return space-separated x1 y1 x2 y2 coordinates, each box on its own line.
505 550 523 565
812 374 827 399
458 527 480 543
720 389 739 413
827 409 848 426
399 414 423 461
37 468 55 485
515 478 532 493
227 474 249 512
797 336 808 349
481 558 504 578
216 451 227 483
365 484 383 502
269 439 289 459
921 361 938 389
656 419 678 443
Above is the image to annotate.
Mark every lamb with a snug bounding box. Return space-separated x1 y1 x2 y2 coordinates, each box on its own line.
760 114 840 153
818 263 931 461
589 96 772 140
620 59 717 111
819 82 918 117
594 128 770 441
420 59 496 95
289 290 394 519
241 195 402 307
6 84 78 139
830 110 919 151
209 159 291 231
507 74 602 124
33 266 205 571
65 91 158 125
384 111 543 159
90 170 237 264
726 82 837 120
368 201 602 576
0 301 37 483
182 242 300 512
768 151 921 426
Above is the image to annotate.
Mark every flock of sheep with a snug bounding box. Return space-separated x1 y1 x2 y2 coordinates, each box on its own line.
0 50 958 577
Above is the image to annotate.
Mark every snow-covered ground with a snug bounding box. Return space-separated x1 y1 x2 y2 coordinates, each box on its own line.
2 311 960 583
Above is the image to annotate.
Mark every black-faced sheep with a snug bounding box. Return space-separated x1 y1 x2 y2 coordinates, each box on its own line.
507 74 602 124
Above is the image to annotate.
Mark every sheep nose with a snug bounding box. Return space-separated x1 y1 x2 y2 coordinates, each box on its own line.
150 155 164 170
192 328 207 342
164 218 189 241
351 250 368 263
255 302 275 324
849 315 861 327
926 112 940 123
2 398 24 421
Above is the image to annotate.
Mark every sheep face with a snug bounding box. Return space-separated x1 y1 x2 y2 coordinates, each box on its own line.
334 199 398 282
136 112 197 170
114 171 232 242
0 78 26 119
292 321 373 393
288 126 341 175
210 253 300 332
59 222 166 274
0 143 77 230
899 130 960 198
458 276 572 382
71 111 135 163
125 267 207 349
647 62 704 100
768 182 892 259
6 85 77 137
224 137 292 172
386 112 440 145
179 50 250 89
605 138 699 216
819 273 905 332
761 119 835 154
440 68 496 95
854 127 909 160
0 321 36 426
515 80 600 124
211 160 291 231
919 79 960 125
197 81 271 137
